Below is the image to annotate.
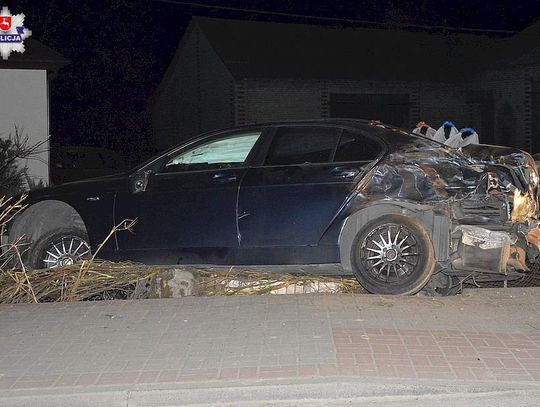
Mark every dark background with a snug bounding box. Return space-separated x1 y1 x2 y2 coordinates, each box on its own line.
6 0 540 164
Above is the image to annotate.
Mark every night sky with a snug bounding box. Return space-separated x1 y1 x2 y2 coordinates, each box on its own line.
7 0 540 164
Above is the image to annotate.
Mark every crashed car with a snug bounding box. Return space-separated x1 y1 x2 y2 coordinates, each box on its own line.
6 119 540 295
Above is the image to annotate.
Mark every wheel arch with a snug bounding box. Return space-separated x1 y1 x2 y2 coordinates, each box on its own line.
338 202 451 271
8 200 88 245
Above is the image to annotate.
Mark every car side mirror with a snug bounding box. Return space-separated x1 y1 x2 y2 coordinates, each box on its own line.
131 170 154 194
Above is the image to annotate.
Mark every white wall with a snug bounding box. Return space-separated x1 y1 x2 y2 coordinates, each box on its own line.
0 69 49 186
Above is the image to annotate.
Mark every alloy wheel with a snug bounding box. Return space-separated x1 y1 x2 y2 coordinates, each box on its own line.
42 236 91 268
360 222 419 283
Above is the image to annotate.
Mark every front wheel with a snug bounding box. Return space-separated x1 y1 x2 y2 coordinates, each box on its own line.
351 214 435 295
27 227 91 269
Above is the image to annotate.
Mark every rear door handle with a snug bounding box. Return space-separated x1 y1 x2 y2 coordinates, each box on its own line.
212 172 238 184
331 167 360 178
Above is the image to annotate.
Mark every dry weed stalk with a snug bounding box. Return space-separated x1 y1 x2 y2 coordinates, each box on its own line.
65 218 136 301
0 194 26 240
0 195 37 302
197 268 362 296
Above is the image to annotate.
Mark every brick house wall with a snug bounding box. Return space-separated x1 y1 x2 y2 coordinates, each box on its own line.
476 68 529 148
471 65 540 151
151 19 540 153
151 34 498 149
241 79 322 125
531 68 540 153
151 26 234 151
238 78 477 139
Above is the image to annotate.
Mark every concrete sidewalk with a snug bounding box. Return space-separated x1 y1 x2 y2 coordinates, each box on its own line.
1 288 540 405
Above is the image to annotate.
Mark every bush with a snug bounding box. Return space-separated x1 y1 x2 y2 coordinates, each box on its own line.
0 126 47 197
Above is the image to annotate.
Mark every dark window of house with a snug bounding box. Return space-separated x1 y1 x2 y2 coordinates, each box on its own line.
334 131 382 162
265 127 341 166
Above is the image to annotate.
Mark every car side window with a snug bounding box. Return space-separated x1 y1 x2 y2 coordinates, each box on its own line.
162 132 261 173
334 131 382 162
265 127 341 166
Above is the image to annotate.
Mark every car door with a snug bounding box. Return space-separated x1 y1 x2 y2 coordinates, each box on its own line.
237 125 383 256
114 129 264 262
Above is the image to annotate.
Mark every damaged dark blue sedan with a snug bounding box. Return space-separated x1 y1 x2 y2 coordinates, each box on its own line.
7 120 540 295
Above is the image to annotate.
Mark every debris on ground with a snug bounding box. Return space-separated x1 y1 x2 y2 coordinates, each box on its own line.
197 268 362 296
0 261 365 304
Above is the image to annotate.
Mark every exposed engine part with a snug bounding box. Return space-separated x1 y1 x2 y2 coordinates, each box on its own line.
512 189 537 223
526 227 540 251
456 225 516 250
452 242 510 273
451 225 529 275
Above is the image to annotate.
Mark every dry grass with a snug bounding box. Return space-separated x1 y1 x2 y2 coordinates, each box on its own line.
0 196 154 303
0 260 161 303
0 262 362 303
197 268 362 295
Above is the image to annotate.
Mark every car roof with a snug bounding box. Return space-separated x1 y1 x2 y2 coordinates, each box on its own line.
207 119 427 146
195 118 407 137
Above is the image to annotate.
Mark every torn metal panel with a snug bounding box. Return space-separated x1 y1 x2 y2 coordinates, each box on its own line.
358 123 539 225
452 241 510 273
457 225 516 250
451 225 525 274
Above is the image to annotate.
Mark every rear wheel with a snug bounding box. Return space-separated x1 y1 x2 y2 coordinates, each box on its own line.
27 227 91 269
351 214 435 295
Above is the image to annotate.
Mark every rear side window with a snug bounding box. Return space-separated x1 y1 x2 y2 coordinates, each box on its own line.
265 127 341 166
334 131 382 162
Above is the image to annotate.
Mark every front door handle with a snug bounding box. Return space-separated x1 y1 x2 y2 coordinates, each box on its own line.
212 172 238 184
331 167 360 178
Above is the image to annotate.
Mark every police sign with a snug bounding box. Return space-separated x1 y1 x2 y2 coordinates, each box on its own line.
0 7 31 60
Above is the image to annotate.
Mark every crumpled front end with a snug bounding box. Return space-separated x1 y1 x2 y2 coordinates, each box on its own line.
458 144 540 274
461 143 539 224
353 132 540 283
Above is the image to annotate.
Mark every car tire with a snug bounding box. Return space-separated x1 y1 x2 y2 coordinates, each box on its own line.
27 227 91 270
351 214 435 295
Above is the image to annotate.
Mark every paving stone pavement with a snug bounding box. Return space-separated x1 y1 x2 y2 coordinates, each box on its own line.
1 288 540 395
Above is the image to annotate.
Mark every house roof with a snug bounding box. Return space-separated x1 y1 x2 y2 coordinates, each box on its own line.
0 38 68 72
499 20 540 66
192 17 504 82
